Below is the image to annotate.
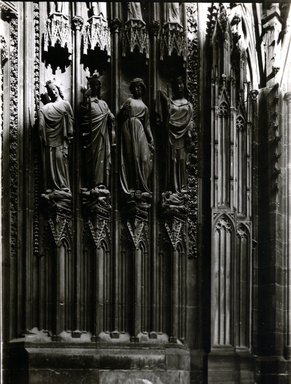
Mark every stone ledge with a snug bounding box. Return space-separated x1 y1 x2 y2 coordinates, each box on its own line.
4 342 190 384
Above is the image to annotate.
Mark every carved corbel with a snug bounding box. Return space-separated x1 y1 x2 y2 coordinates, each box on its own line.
81 186 112 248
164 216 184 251
127 217 147 250
87 216 110 249
48 211 72 247
72 15 84 32
110 17 122 34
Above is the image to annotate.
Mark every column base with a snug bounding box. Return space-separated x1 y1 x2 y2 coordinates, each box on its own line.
256 356 290 384
207 346 255 384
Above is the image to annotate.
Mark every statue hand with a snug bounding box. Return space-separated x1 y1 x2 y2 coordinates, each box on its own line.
123 100 131 115
149 142 155 153
109 112 115 121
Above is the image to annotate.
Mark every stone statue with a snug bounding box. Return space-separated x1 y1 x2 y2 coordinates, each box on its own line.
38 80 73 206
165 3 181 24
48 2 69 15
80 73 114 192
126 2 144 22
158 76 193 200
87 2 107 18
119 78 154 200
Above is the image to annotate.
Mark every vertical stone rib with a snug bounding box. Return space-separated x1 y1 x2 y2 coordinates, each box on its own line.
110 3 121 333
284 92 291 358
72 4 84 334
149 2 159 334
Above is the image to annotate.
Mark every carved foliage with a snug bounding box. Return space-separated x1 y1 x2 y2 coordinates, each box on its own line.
186 3 199 259
33 2 40 256
0 35 8 65
9 17 18 261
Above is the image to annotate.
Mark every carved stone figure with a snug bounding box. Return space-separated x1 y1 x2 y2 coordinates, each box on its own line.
126 2 144 22
87 2 107 18
81 73 114 191
158 76 193 198
119 78 154 201
38 80 73 206
49 2 69 15
165 3 181 24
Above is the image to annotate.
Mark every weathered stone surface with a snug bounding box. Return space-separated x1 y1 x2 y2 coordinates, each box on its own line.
5 343 190 384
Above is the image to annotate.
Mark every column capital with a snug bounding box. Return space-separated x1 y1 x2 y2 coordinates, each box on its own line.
110 17 122 33
72 16 84 31
249 89 259 101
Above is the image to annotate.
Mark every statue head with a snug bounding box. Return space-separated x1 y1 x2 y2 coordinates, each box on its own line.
87 72 101 98
45 80 64 101
171 76 188 99
129 78 146 98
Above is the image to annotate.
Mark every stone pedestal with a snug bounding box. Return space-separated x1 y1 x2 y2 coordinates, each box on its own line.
5 342 190 384
207 347 255 384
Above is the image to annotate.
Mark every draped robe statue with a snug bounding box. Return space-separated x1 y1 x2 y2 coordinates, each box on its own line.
158 76 193 195
119 78 154 198
81 75 114 189
39 81 73 196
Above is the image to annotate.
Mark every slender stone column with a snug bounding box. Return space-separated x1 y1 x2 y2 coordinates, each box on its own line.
148 4 160 336
110 6 122 334
284 92 291 359
55 244 65 336
72 10 84 337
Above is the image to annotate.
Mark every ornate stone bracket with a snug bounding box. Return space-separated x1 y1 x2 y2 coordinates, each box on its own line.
48 211 71 247
83 15 110 56
127 217 146 250
81 186 111 248
164 217 184 251
44 12 72 54
160 22 186 61
122 19 149 59
72 15 84 32
87 217 110 249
